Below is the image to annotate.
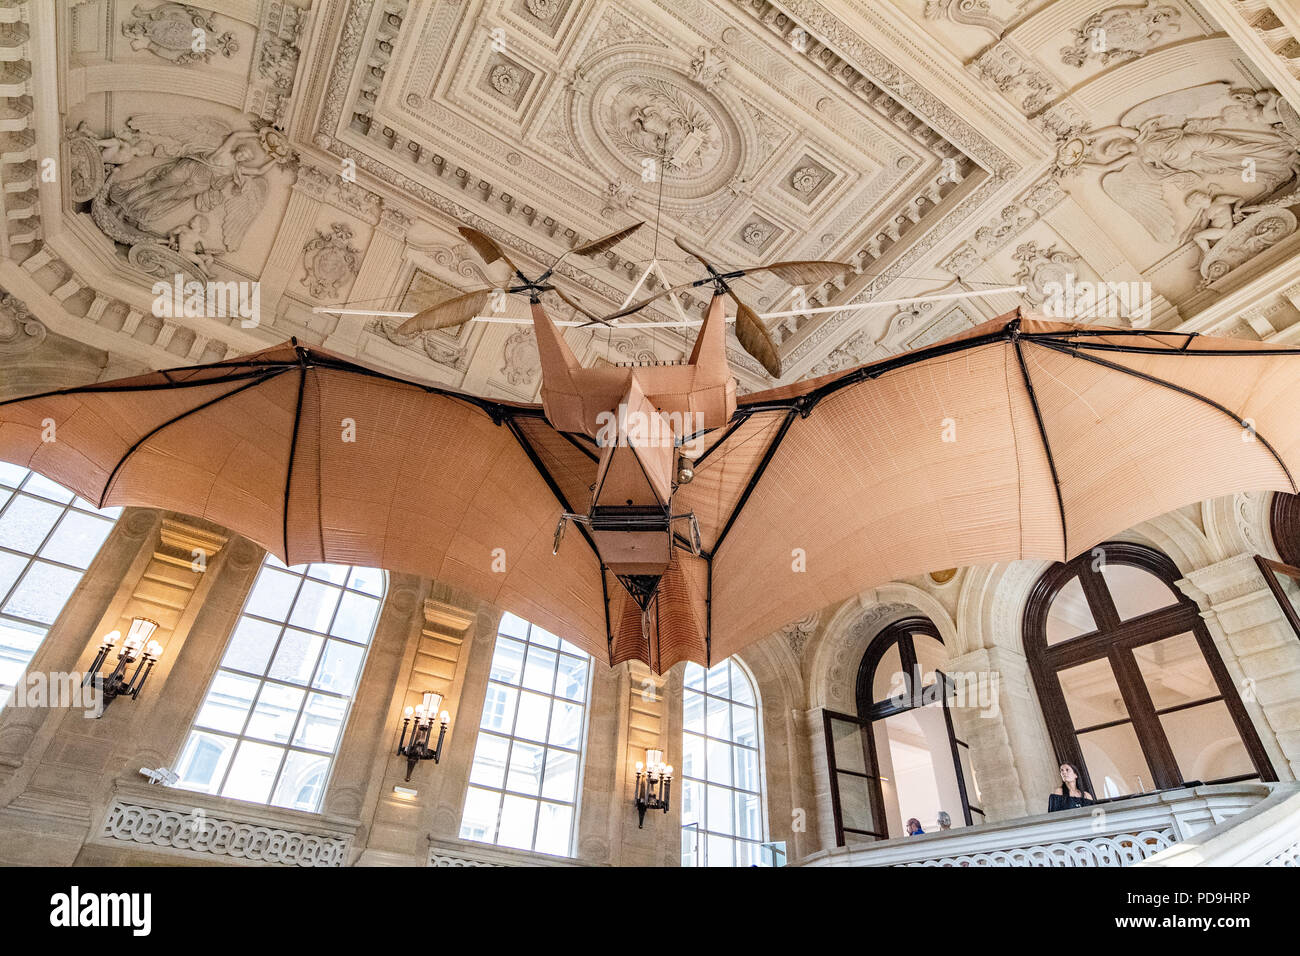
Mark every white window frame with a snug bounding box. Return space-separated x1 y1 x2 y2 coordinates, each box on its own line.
0 465 121 711
458 612 593 857
681 656 768 866
174 555 386 812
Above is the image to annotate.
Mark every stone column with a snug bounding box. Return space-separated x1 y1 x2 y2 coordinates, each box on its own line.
1178 552 1300 779
357 581 494 864
256 165 332 319
0 510 232 865
945 644 1057 821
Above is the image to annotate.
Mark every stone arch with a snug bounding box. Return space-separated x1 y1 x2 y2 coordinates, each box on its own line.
805 582 958 714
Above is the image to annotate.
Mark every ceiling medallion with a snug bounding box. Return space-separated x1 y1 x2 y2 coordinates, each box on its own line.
577 58 745 201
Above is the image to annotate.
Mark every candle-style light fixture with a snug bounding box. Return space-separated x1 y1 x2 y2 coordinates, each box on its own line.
397 691 450 782
83 618 163 716
634 748 672 827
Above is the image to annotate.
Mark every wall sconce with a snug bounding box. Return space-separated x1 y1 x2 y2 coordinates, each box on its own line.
397 691 449 781
83 618 162 716
634 748 672 827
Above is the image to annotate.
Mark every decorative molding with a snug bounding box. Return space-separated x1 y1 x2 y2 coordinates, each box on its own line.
1060 2 1181 69
902 829 1176 866
301 222 361 299
122 3 238 66
100 798 350 867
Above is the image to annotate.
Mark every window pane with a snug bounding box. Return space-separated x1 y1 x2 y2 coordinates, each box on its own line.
5 563 83 625
221 617 280 675
313 640 366 695
547 699 582 749
40 512 114 569
542 748 578 802
268 628 324 685
175 731 234 794
0 495 62 552
1058 657 1129 728
330 591 380 639
1046 575 1095 644
1132 633 1218 710
1161 700 1255 782
195 672 259 734
497 794 537 850
176 559 384 811
836 773 878 833
1102 562 1179 620
271 751 330 812
489 638 526 685
289 580 340 632
244 568 299 620
522 646 557 693
1077 722 1152 797
506 740 545 796
468 733 509 790
459 614 590 856
460 787 501 843
294 692 346 752
221 741 284 803
245 683 304 744
534 802 573 856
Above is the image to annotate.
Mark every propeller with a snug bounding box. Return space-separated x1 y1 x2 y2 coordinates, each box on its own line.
396 223 643 335
592 236 854 377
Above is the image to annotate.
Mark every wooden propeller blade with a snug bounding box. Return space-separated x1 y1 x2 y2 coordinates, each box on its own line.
550 286 605 324
673 235 715 270
571 222 644 258
458 226 522 275
396 289 494 334
747 259 855 286
598 280 701 322
726 288 781 378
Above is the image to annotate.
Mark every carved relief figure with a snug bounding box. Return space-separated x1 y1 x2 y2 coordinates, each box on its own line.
1086 84 1300 245
67 115 295 283
608 78 721 174
104 115 295 253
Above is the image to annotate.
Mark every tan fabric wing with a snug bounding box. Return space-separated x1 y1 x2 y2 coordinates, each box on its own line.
708 318 1300 659
0 345 611 663
6 316 1300 673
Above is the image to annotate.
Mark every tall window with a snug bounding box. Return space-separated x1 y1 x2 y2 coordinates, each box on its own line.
459 612 591 857
175 555 385 811
0 464 120 710
1024 542 1273 798
821 617 983 845
681 658 764 866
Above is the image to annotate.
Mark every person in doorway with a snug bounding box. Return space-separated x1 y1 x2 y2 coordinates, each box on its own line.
905 817 925 836
1047 762 1095 812
936 811 952 830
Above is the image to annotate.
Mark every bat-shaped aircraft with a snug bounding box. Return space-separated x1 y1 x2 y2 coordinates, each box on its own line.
3 224 1300 673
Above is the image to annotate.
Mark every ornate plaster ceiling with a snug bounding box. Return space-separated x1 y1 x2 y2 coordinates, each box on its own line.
2 0 1300 404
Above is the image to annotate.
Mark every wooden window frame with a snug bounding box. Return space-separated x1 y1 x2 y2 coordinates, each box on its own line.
1023 542 1275 799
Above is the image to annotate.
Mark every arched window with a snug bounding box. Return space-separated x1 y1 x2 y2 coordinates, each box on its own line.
1024 542 1274 798
823 617 981 845
460 612 591 857
0 465 121 710
175 555 386 811
680 658 765 866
